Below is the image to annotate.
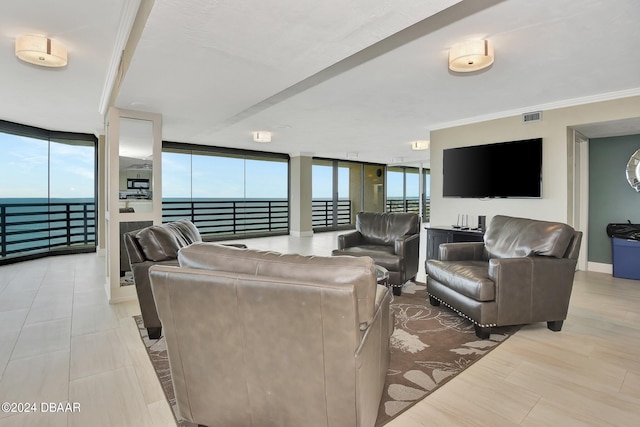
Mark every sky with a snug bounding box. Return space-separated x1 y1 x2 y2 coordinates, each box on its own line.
0 133 95 199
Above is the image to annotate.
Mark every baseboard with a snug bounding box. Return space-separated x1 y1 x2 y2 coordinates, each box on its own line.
290 230 314 237
587 261 613 274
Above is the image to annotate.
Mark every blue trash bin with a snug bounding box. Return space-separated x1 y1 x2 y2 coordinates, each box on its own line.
612 237 640 280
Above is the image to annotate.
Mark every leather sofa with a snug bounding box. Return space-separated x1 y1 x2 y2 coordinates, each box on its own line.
332 211 420 295
149 242 393 427
123 219 203 339
426 215 582 339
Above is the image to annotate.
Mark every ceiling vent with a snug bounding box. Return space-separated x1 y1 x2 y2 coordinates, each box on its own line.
522 111 542 123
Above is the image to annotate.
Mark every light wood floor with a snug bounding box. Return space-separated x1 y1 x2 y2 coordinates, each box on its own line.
1 230 639 426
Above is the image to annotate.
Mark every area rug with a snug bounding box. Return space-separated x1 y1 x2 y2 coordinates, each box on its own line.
134 282 519 426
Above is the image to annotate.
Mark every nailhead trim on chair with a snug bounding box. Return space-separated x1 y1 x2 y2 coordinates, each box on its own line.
427 293 497 328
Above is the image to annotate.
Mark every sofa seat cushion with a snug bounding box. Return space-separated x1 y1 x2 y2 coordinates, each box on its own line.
332 245 400 271
427 260 495 302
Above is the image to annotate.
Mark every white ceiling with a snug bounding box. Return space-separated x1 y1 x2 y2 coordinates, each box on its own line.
2 0 640 167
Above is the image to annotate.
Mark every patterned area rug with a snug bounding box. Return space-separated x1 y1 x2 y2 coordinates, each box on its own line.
134 282 519 426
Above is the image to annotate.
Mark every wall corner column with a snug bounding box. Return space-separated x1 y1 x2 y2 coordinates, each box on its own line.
290 154 313 237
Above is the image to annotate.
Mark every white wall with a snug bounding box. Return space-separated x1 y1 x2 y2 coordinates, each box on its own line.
429 95 640 230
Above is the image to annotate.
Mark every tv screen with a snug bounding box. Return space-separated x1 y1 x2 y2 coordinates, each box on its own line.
443 138 542 198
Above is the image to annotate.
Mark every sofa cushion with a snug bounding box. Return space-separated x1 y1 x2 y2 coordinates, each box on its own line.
178 242 378 327
331 245 400 271
135 219 202 262
356 212 419 246
484 215 575 259
163 219 202 247
136 225 181 261
426 260 495 302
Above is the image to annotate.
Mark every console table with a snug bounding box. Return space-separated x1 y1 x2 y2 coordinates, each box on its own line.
425 226 484 261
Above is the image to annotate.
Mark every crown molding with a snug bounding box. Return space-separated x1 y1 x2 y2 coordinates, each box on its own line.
429 88 640 131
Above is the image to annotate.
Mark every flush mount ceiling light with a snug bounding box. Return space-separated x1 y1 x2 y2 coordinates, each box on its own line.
253 131 272 143
15 35 68 67
411 140 430 150
448 39 493 73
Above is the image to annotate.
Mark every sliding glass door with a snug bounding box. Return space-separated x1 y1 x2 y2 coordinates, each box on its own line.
312 159 363 231
386 166 420 213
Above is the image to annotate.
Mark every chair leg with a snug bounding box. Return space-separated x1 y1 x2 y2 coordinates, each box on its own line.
474 324 491 339
428 295 440 306
147 327 162 340
547 320 563 332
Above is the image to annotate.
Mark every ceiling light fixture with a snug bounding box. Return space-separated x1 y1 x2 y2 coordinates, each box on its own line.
15 35 67 67
448 39 493 73
253 131 272 143
411 140 430 150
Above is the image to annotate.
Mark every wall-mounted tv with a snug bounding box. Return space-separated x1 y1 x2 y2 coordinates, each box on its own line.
443 138 542 198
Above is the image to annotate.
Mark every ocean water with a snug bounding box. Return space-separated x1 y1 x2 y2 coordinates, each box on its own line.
0 198 97 256
0 197 291 257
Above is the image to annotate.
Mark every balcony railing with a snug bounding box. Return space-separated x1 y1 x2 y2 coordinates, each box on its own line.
386 197 430 220
162 199 289 236
0 201 96 259
312 199 352 228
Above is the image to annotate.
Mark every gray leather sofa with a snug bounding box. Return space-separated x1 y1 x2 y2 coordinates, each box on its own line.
426 215 582 339
332 211 420 295
123 219 202 339
149 243 393 427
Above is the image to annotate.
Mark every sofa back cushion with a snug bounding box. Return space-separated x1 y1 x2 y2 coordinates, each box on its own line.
484 215 575 259
178 243 378 327
356 212 419 246
135 219 202 262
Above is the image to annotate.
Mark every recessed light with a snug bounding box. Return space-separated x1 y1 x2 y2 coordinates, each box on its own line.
253 131 272 143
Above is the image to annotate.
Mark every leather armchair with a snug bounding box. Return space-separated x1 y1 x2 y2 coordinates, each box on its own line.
426 215 582 339
332 211 420 295
149 243 393 427
123 219 202 339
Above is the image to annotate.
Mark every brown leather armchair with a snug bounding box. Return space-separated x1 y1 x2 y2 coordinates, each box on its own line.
149 243 393 427
426 215 582 339
123 219 202 339
332 211 420 295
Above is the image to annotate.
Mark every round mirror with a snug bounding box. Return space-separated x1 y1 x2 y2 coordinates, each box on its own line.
626 149 640 192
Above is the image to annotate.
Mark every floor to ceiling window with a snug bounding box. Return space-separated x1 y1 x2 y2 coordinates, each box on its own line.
0 120 97 264
386 166 420 213
387 166 430 220
423 168 431 222
311 159 377 231
162 143 289 238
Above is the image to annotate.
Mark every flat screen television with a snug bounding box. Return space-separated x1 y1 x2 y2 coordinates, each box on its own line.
442 138 542 198
127 178 150 190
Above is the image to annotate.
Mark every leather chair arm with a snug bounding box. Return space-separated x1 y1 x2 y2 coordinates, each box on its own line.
488 256 578 325
394 233 420 258
338 231 364 249
439 242 485 261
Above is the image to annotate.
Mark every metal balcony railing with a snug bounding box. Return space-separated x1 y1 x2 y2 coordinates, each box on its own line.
311 199 352 228
162 199 289 236
0 201 96 258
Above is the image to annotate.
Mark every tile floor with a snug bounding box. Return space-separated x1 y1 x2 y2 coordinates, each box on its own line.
0 230 639 426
